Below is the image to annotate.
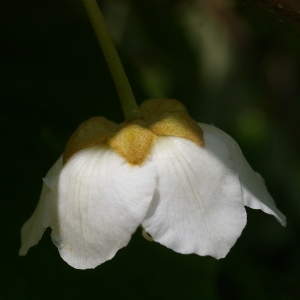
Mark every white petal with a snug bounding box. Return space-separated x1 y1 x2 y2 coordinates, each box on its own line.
142 135 247 259
199 123 286 226
19 156 63 256
51 145 157 269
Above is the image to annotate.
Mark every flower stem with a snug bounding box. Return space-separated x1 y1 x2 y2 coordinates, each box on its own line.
82 0 141 122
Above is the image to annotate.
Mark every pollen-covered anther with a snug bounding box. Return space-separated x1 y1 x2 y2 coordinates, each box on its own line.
63 117 119 164
139 98 187 123
150 112 205 147
108 124 156 165
140 98 205 147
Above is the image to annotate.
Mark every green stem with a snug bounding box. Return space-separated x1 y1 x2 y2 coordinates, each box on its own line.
82 0 140 122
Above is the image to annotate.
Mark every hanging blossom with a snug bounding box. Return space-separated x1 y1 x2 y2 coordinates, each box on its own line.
19 99 286 269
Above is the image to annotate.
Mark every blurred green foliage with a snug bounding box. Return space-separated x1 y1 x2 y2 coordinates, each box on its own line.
1 0 300 299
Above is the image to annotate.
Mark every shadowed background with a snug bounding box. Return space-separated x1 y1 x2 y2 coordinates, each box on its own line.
1 0 300 299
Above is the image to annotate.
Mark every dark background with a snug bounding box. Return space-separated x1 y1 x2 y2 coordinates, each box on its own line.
1 0 300 299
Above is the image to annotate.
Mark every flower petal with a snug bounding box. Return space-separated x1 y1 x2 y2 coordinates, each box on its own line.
142 135 247 259
51 145 157 269
199 123 286 226
19 156 63 256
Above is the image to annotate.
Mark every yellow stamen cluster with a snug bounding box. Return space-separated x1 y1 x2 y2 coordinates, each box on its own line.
63 99 204 165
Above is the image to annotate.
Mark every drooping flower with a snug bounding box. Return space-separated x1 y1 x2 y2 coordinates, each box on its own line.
19 99 286 269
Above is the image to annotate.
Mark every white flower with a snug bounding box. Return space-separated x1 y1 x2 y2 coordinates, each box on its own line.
19 99 286 269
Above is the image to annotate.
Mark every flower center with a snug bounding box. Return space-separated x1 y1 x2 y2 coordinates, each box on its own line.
63 99 205 165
